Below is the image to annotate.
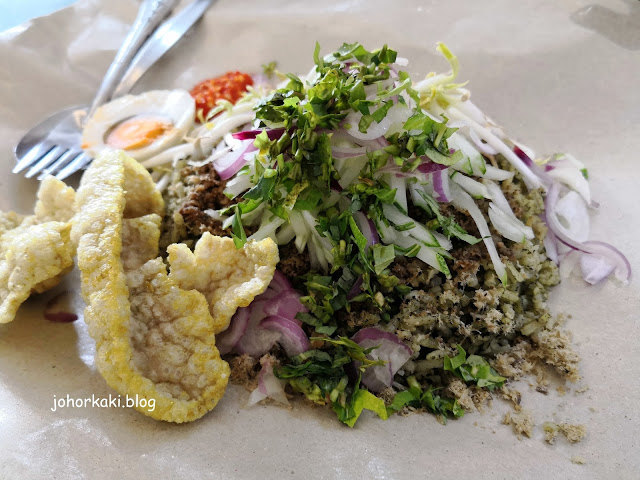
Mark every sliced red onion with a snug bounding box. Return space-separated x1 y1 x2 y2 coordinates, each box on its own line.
352 327 412 393
347 275 364 300
231 128 285 141
547 166 592 206
554 190 590 242
580 252 616 285
545 183 631 284
513 145 553 186
270 269 293 293
353 211 379 246
44 293 78 323
44 312 78 323
261 315 311 357
234 301 282 357
263 290 306 324
248 358 290 406
417 160 448 175
432 168 451 202
214 139 257 180
217 306 251 355
543 228 560 264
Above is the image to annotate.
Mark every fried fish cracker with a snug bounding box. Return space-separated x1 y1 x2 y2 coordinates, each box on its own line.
0 177 76 324
0 221 73 323
122 154 164 219
125 258 229 420
73 149 228 422
122 214 162 270
0 212 25 236
33 176 77 223
167 233 279 334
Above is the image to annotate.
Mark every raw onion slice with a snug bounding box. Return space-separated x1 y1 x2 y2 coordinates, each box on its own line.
580 251 616 285
248 358 289 406
352 327 412 393
417 161 448 175
261 316 311 357
544 183 631 284
213 139 256 180
432 168 452 202
263 290 307 323
234 312 282 357
231 128 285 141
216 306 251 355
353 211 379 246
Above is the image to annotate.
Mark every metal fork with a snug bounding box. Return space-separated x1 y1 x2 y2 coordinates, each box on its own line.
13 0 213 181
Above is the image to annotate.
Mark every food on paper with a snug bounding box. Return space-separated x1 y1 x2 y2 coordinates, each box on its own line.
71 149 233 422
112 41 627 428
9 38 626 430
0 177 76 324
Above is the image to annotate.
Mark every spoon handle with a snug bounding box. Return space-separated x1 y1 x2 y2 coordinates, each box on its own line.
85 0 180 122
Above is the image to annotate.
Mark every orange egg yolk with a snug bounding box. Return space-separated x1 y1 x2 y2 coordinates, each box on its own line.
106 117 172 150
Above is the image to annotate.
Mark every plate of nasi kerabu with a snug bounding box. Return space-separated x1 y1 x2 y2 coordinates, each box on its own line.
0 0 639 478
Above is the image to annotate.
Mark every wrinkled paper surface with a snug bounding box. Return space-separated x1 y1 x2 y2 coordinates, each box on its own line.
0 0 639 478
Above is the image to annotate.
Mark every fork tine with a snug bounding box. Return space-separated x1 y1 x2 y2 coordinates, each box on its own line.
13 144 54 174
25 146 66 178
56 153 92 180
37 149 81 180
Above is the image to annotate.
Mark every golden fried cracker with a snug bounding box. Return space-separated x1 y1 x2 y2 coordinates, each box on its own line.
0 222 73 323
0 177 76 324
167 233 279 334
73 149 230 422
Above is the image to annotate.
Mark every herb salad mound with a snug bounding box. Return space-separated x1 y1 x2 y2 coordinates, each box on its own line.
158 42 628 428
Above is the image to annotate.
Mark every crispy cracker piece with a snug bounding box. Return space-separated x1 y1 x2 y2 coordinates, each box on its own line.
33 176 77 223
73 149 230 422
0 177 76 324
122 215 162 271
167 233 279 334
122 154 164 219
0 212 25 236
0 222 74 323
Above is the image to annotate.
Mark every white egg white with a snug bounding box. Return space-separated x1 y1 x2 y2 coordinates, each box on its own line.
82 89 195 161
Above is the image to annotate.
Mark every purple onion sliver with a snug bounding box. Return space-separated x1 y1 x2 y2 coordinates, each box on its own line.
514 145 553 186
257 365 268 395
347 275 364 300
367 218 380 244
417 160 448 175
231 128 285 141
216 307 251 355
352 327 413 355
270 269 293 293
353 211 377 247
261 315 311 357
545 183 631 282
432 169 451 202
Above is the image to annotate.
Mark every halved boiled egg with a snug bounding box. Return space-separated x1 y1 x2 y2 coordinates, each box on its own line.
81 89 195 161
